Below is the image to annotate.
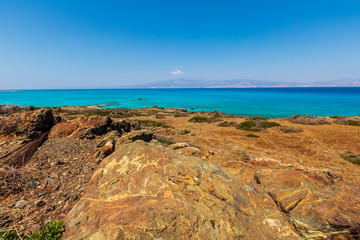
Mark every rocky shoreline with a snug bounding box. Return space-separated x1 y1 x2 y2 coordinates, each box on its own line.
1 105 360 239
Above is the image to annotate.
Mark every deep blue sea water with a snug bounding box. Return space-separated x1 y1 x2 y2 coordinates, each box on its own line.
1 88 359 118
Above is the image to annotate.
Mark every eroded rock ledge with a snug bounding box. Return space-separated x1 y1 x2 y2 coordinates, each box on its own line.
63 141 299 239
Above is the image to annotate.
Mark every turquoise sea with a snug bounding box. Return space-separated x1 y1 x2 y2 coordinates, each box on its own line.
1 88 359 118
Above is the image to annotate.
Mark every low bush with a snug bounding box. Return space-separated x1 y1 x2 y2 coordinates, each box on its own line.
140 120 171 128
259 121 280 128
348 120 360 126
157 139 175 146
178 129 191 135
280 126 304 133
251 116 269 120
0 105 23 116
217 121 237 127
0 220 64 240
245 134 259 138
236 119 281 132
155 115 165 119
0 166 36 197
340 153 360 165
236 121 258 131
188 116 209 123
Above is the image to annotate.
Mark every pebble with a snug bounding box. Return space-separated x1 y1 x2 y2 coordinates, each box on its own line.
35 200 46 207
15 200 27 208
38 190 49 197
50 172 59 178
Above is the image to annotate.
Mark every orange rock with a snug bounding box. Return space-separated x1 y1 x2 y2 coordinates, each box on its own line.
63 141 300 239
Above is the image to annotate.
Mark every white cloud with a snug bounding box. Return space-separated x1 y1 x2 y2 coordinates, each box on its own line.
171 69 184 75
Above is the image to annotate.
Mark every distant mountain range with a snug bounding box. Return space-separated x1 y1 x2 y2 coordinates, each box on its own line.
126 79 360 88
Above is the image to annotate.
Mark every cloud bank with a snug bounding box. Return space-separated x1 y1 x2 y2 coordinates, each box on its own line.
171 69 184 75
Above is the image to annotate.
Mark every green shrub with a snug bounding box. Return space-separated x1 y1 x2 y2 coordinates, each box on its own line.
157 139 175 146
178 129 191 135
348 120 360 126
236 120 280 131
245 134 259 138
217 121 237 127
251 116 269 120
188 116 209 123
65 110 82 116
0 220 64 240
142 121 170 128
259 121 280 128
280 126 303 133
236 121 258 131
340 153 360 165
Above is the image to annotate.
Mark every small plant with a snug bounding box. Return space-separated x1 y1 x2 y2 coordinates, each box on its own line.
236 119 281 131
64 110 82 116
348 120 360 126
140 120 171 128
0 220 64 240
178 129 191 135
340 153 360 165
157 139 175 146
155 115 165 119
217 121 237 127
145 121 170 128
251 116 269 120
259 121 280 128
236 121 258 131
245 134 260 138
188 116 209 123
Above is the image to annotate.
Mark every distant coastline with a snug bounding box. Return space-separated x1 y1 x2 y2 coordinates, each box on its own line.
127 78 360 89
1 88 360 117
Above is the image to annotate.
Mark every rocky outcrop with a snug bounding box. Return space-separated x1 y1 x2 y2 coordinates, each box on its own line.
49 116 131 139
254 168 360 239
63 141 299 239
0 108 54 138
116 130 154 144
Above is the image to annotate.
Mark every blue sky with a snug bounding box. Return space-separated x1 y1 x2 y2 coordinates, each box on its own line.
1 0 360 89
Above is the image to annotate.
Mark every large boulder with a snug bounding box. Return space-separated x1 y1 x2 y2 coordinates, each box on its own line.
63 141 299 239
2 108 55 138
49 116 131 139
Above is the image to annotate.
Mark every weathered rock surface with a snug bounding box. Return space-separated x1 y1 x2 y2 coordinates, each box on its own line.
49 116 131 139
23 108 54 134
169 142 190 150
255 168 360 239
116 130 154 144
63 141 299 239
0 108 54 138
176 146 202 157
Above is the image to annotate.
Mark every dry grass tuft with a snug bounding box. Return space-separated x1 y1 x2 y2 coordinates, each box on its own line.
0 165 36 198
